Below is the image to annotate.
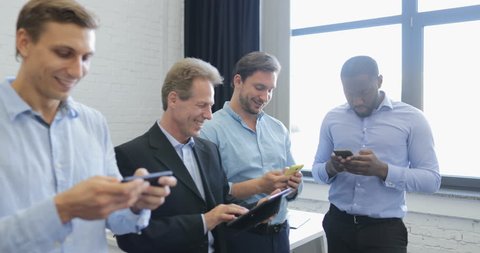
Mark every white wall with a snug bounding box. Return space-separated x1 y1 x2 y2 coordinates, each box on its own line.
260 0 290 127
293 181 480 253
261 0 480 252
0 0 184 146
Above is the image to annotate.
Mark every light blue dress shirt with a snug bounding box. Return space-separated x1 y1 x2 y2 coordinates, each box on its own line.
312 91 441 218
0 79 150 253
200 102 299 225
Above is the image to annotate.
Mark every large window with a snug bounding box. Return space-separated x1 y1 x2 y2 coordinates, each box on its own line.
423 20 480 178
290 0 480 190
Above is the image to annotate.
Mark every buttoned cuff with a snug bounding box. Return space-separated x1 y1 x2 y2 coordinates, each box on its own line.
201 214 208 234
133 209 151 233
383 164 405 191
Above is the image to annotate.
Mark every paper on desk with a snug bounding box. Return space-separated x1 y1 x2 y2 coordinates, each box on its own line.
288 215 310 229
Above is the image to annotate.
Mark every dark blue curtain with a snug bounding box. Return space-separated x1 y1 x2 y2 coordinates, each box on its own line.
184 0 260 112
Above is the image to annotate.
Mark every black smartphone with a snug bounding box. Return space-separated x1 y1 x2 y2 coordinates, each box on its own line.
333 150 353 159
121 171 173 186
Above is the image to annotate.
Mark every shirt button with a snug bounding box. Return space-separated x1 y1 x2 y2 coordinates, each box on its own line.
357 183 360 187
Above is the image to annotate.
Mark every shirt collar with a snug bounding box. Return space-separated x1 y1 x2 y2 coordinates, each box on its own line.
60 97 79 118
0 78 79 121
157 121 195 149
376 91 393 111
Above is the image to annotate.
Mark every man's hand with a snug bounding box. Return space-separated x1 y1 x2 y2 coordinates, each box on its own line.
326 153 348 178
342 149 388 180
54 175 148 224
284 169 302 192
258 170 289 194
256 189 281 224
54 168 177 224
130 168 177 213
204 204 248 231
230 170 289 199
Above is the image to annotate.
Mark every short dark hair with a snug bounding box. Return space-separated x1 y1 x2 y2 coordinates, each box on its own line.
232 51 281 85
340 55 379 79
162 58 223 111
16 0 99 58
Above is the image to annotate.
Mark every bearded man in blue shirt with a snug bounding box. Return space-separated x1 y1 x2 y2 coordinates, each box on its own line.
200 51 303 253
312 55 441 253
0 1 176 252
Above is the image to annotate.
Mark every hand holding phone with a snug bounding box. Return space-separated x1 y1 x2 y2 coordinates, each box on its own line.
333 150 353 159
285 164 304 176
121 171 173 186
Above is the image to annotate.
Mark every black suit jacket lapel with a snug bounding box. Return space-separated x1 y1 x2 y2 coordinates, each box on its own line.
147 125 205 202
192 140 217 209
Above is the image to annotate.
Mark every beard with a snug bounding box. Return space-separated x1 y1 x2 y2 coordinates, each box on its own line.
239 94 264 115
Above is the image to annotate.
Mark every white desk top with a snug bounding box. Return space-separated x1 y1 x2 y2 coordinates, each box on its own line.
107 209 325 251
288 209 325 249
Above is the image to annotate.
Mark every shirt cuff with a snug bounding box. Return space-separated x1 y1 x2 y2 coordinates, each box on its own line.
27 199 72 248
201 214 208 234
133 209 151 233
383 164 406 191
286 181 303 201
313 164 335 184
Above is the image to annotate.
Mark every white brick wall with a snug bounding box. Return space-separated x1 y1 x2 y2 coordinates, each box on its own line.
405 212 480 253
0 0 184 145
290 188 480 253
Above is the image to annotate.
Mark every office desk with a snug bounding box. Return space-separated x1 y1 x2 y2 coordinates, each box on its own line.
107 209 327 253
288 209 326 253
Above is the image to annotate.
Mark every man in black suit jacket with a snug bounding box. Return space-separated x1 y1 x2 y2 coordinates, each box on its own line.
115 58 249 253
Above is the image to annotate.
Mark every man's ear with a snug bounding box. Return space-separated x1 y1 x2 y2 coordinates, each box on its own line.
16 28 32 59
167 91 178 108
232 74 242 88
377 74 383 89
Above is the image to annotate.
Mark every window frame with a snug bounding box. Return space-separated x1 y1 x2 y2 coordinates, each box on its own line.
290 0 480 191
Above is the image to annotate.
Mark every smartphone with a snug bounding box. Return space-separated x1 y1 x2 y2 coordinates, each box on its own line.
285 164 304 176
121 171 173 186
333 150 353 159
